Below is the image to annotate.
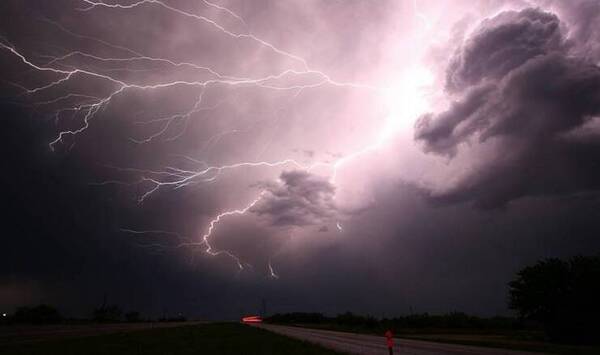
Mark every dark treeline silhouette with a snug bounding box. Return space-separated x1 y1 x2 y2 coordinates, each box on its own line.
509 255 600 344
266 311 523 332
1 303 151 325
10 304 63 324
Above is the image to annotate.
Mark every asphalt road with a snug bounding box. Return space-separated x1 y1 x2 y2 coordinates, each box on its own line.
257 324 543 355
0 322 202 346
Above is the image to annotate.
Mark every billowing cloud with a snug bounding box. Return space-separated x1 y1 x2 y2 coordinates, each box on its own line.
251 170 337 227
445 8 565 93
415 7 600 208
544 0 600 60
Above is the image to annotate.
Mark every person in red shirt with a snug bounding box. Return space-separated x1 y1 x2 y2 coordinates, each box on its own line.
385 329 394 354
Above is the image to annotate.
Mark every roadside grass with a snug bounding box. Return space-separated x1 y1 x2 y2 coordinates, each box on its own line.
401 333 600 355
275 323 600 355
0 322 343 355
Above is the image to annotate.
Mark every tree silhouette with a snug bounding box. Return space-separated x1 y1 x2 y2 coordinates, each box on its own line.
509 255 600 344
13 304 62 324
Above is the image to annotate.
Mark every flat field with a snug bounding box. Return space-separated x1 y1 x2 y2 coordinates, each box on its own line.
0 323 343 355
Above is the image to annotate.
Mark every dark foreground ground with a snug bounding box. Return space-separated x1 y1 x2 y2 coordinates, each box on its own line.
258 324 540 355
268 323 600 355
0 322 201 346
0 323 341 355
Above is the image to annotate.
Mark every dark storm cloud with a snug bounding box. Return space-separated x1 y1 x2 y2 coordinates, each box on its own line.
251 170 337 227
415 7 600 208
3 0 600 322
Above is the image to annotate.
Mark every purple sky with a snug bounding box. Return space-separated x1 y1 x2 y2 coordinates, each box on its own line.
1 0 599 319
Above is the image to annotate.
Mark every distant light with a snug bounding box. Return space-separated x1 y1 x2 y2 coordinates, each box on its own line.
2 313 6 317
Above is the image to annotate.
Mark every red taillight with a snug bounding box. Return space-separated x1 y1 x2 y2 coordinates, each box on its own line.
242 315 262 323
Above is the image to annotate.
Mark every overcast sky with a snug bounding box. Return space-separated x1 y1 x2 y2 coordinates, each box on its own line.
1 0 599 319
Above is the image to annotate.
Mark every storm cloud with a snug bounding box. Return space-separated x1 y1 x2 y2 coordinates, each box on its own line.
2 0 600 321
415 7 600 208
251 170 337 227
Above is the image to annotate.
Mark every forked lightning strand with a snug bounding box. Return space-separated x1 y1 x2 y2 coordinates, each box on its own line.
0 0 430 275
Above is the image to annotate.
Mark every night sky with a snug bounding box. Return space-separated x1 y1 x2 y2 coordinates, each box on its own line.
1 0 600 320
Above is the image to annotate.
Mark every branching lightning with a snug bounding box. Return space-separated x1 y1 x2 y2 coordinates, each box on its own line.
0 0 432 276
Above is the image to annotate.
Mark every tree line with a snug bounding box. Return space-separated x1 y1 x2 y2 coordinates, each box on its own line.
1 304 187 325
267 312 522 332
267 254 600 344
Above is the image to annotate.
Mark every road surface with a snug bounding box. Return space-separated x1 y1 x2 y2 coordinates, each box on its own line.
0 321 203 346
257 324 543 355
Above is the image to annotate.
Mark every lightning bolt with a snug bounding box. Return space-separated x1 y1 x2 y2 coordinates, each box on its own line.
1 0 431 276
413 0 432 31
268 259 279 279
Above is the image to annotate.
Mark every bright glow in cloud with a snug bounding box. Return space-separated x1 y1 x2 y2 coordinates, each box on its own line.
381 66 434 140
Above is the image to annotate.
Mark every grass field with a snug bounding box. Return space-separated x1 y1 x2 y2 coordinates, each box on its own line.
0 323 343 355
